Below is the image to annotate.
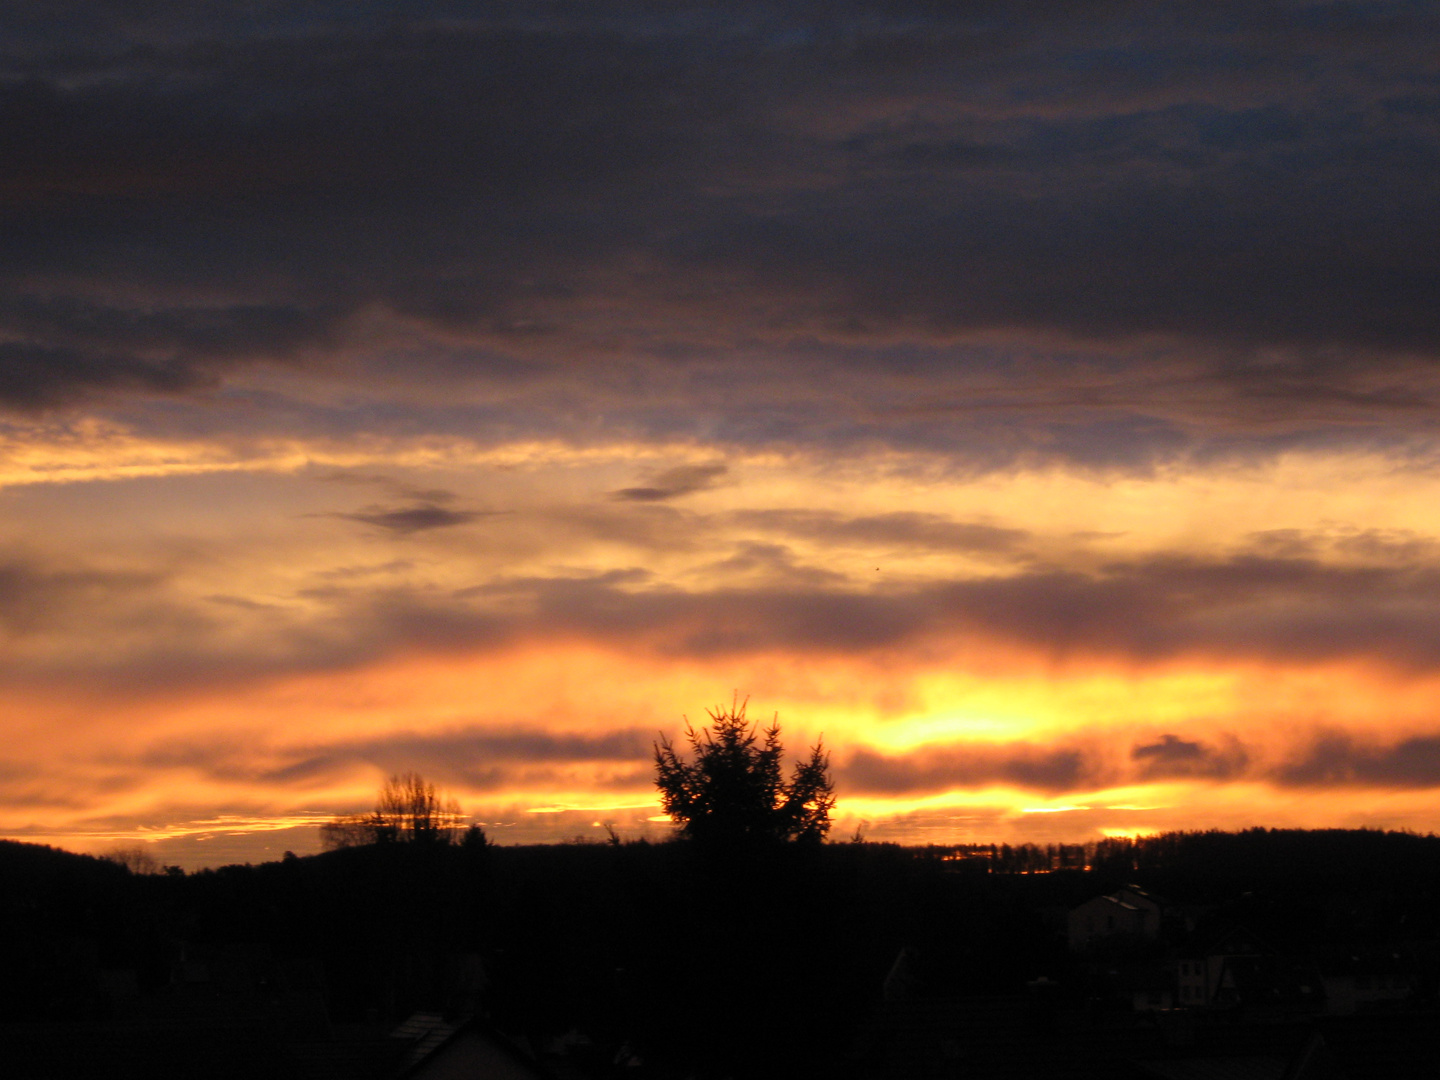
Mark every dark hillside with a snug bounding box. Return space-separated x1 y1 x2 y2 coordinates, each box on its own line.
2 829 1439 1078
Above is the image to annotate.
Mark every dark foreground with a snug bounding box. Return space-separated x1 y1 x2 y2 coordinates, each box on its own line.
2 829 1439 1078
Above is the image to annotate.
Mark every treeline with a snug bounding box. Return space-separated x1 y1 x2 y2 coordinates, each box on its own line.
928 827 1440 887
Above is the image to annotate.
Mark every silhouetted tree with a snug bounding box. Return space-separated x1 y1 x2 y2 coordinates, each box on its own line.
321 772 467 849
654 699 834 849
102 843 161 875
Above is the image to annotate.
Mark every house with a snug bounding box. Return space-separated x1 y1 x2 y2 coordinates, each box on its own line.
1210 953 1325 1019
1316 948 1416 1016
1112 885 1165 938
1119 964 1175 1013
1068 892 1157 951
390 1012 597 1079
1174 957 1207 1007
1172 925 1270 1008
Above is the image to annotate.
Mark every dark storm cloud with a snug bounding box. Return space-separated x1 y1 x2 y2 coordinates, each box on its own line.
612 463 727 502
0 1 1435 460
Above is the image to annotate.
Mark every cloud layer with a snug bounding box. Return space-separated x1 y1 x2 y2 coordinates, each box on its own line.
1 1 1437 465
4 3 1440 863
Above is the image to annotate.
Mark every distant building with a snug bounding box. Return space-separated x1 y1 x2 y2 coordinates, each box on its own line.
1316 948 1416 1016
1067 888 1162 951
1112 884 1164 937
1175 956 1208 1006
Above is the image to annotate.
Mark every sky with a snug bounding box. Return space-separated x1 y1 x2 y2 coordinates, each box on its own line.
2 0 1440 867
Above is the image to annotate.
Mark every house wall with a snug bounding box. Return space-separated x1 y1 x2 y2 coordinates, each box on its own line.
1066 895 1146 950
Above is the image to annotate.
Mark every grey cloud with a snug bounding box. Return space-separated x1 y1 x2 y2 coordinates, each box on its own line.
0 294 345 410
0 340 215 411
931 556 1440 666
311 470 459 505
612 464 727 502
1246 527 1440 565
1244 530 1323 559
135 726 655 790
702 542 848 587
733 509 1028 555
312 559 416 580
16 538 1440 697
841 743 1092 796
0 1 1433 467
490 549 1440 668
1131 733 1249 780
524 576 929 656
331 505 490 535
204 594 283 611
1332 530 1440 565
1276 733 1440 789
0 557 165 635
537 503 702 553
184 550 1440 675
1132 734 1204 763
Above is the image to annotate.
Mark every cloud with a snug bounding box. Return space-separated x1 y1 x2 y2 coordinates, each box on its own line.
310 470 460 506
130 726 657 793
1277 733 1440 789
1131 733 1249 780
0 1 1434 467
0 340 218 411
837 726 1440 798
333 504 488 535
204 594 283 611
841 743 1093 796
733 510 1028 555
306 475 496 536
700 542 848 587
14 535 1440 698
612 464 727 502
417 543 1440 672
0 556 165 635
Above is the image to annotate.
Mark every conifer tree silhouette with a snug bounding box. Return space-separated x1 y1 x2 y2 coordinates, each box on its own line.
654 698 834 849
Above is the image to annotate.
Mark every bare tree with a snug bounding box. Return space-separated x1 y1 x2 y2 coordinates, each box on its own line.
321 772 466 849
377 772 465 843
103 843 161 875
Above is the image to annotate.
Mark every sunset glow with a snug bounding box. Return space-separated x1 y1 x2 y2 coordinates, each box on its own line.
3 2 1440 867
